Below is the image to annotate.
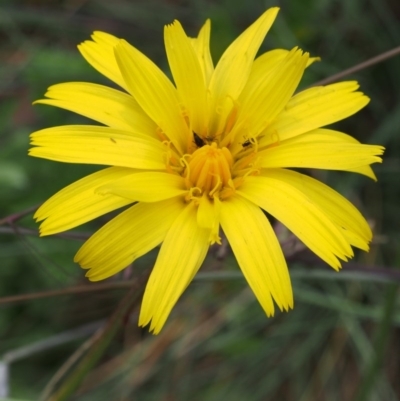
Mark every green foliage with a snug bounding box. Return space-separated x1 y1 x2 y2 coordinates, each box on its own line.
0 0 399 400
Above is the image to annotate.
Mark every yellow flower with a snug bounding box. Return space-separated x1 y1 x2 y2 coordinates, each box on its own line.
30 8 384 334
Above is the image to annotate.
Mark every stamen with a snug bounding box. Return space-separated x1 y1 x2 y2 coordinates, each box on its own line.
209 174 222 198
219 180 236 200
180 154 192 188
184 143 233 200
156 127 168 142
185 186 202 203
163 141 174 173
232 151 257 172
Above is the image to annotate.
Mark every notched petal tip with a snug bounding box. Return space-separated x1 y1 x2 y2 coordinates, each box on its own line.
84 271 106 282
92 30 109 37
370 145 385 164
309 56 321 64
165 19 181 30
331 260 342 271
377 145 385 153
138 321 161 336
91 31 120 44
33 207 45 222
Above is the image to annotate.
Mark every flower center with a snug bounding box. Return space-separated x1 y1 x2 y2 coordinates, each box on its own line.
183 142 234 198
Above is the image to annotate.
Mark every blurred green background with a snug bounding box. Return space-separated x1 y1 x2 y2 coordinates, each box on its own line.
0 0 399 400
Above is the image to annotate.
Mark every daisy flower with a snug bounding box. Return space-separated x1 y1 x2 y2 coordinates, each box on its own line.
30 8 384 334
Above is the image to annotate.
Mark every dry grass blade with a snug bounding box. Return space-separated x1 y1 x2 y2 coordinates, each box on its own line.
43 273 148 401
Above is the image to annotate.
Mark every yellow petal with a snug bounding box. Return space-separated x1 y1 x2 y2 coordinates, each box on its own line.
35 167 134 235
197 193 221 244
29 125 166 170
259 128 384 172
307 56 321 67
248 49 320 89
307 130 377 180
262 81 370 143
190 19 214 85
346 165 377 181
250 49 290 79
139 202 210 334
208 7 279 134
238 175 355 269
78 31 127 90
263 127 377 180
96 172 187 202
165 20 208 135
34 83 157 136
197 193 215 229
228 48 309 149
76 198 184 281
260 169 372 248
220 195 293 314
114 40 189 154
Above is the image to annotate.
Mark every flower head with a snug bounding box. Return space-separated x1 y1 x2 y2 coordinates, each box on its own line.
30 8 384 334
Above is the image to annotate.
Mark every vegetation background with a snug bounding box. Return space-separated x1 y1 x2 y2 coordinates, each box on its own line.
1 0 399 400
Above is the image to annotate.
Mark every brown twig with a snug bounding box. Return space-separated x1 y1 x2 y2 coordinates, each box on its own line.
0 204 39 225
312 45 400 86
1 264 400 306
0 204 90 241
0 226 91 240
0 281 129 305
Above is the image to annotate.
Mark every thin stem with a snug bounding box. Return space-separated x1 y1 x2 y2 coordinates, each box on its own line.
2 321 104 363
0 204 39 225
40 323 106 401
0 226 90 240
312 45 400 86
0 281 129 304
45 273 147 401
2 265 400 306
